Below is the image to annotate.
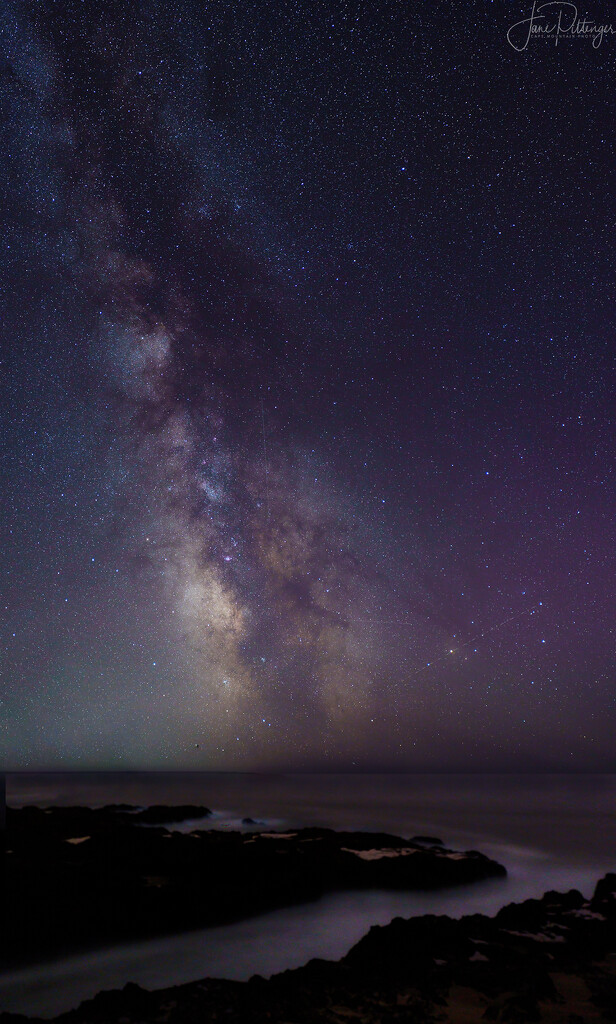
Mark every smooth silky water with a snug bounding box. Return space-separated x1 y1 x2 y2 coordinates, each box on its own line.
2 773 614 1017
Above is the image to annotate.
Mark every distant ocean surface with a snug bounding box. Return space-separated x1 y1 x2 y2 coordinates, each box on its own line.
2 773 615 1018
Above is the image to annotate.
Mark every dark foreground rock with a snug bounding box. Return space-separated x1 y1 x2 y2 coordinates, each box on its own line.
7 804 213 837
3 807 504 969
2 874 615 1023
125 805 212 825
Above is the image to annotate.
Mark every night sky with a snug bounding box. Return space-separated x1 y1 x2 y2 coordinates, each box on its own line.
2 1 615 771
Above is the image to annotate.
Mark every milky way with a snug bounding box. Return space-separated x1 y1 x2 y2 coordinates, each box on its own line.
2 1 615 770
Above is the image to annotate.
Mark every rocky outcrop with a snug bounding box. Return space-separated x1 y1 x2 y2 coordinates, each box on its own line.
2 874 615 1023
3 807 504 969
127 804 212 824
7 804 212 839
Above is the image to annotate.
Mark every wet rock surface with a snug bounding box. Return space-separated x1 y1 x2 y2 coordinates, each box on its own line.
2 874 615 1023
3 806 504 969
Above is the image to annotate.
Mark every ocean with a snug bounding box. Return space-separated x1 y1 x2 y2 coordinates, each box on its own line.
2 772 615 1018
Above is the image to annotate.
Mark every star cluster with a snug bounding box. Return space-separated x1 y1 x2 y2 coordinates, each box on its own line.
2 1 615 770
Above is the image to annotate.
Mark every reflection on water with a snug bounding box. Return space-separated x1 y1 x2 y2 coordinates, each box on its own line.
2 773 615 1018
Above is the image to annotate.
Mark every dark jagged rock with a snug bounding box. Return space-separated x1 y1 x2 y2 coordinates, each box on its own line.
128 804 212 824
411 835 444 846
592 871 616 909
2 875 615 1023
5 804 212 843
3 808 504 970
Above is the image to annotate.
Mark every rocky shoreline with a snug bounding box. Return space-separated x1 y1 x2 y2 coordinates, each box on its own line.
2 873 615 1023
3 805 505 969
